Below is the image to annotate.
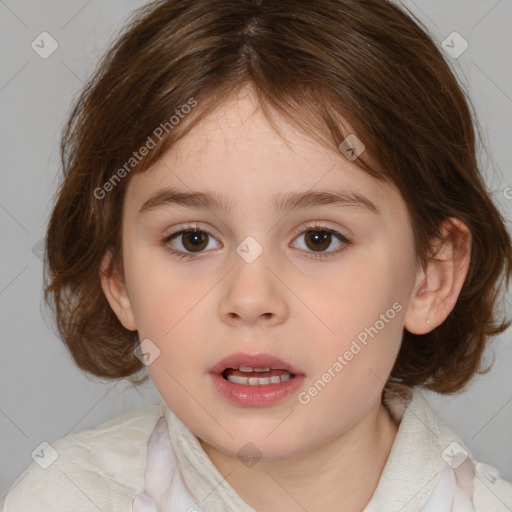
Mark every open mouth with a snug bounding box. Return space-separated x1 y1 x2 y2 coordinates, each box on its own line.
221 367 296 385
210 353 305 406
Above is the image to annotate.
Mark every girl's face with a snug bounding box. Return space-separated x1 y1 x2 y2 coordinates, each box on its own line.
108 87 423 461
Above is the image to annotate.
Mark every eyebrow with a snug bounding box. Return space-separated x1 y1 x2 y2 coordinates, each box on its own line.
138 187 380 216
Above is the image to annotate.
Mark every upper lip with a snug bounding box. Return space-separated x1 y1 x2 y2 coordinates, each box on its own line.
210 352 304 375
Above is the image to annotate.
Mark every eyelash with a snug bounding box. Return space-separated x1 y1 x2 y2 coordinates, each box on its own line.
160 222 353 261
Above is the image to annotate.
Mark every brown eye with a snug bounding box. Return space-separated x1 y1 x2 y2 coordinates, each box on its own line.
170 230 212 253
291 224 352 259
304 230 332 252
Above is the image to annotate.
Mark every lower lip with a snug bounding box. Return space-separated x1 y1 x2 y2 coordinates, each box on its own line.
209 372 306 407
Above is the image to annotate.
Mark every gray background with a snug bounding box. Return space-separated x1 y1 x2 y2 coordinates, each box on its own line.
1 0 511 498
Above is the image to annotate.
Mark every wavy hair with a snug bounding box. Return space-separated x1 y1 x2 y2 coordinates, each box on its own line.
44 0 512 393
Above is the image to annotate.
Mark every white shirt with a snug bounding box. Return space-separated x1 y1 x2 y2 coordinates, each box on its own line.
2 386 511 511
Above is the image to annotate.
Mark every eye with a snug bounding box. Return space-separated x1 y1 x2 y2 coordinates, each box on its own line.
161 225 220 259
161 222 352 261
290 223 352 259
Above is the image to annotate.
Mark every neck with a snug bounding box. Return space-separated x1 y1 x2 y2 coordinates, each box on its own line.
200 398 399 512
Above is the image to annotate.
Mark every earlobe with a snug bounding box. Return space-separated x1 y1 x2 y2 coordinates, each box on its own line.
404 217 472 335
99 250 138 331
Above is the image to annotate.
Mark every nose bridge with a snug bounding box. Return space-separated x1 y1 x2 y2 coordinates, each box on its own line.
230 235 275 299
218 235 288 324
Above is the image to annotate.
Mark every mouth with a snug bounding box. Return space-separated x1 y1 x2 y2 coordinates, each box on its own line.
210 352 304 386
221 367 295 385
209 352 306 407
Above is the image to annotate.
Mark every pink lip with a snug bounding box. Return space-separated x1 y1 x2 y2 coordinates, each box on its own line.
208 352 306 407
209 352 304 375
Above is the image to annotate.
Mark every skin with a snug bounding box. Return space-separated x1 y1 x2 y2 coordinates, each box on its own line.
100 85 471 512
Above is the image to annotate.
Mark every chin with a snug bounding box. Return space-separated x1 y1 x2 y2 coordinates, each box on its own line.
201 430 307 462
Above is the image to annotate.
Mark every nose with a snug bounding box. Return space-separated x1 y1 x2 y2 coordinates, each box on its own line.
218 246 289 327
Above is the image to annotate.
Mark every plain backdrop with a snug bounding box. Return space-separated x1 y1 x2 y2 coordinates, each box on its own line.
1 0 511 497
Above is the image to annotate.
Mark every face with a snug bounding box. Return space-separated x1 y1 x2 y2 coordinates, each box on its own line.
108 86 421 461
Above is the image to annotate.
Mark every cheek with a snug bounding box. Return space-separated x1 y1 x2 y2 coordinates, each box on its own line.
124 252 212 368
306 246 408 381
301 299 405 431
315 248 404 330
123 247 205 334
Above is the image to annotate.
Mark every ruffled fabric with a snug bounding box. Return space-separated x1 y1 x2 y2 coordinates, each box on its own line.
132 417 199 511
132 386 480 511
3 387 510 511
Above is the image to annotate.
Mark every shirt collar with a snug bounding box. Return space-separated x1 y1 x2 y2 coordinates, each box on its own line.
363 385 459 511
158 385 465 511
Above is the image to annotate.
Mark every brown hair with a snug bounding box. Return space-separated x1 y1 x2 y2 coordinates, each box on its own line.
44 0 512 393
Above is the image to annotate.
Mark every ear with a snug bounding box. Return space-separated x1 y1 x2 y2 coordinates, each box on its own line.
404 217 472 334
99 250 138 331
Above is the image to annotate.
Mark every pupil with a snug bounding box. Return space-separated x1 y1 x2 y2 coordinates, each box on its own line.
190 232 201 244
307 231 330 251
181 230 332 253
184 230 207 251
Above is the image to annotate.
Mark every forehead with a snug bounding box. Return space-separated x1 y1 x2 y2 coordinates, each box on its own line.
124 88 406 222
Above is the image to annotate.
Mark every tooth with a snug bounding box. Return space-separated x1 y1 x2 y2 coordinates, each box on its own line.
226 373 293 385
238 366 272 373
227 375 248 384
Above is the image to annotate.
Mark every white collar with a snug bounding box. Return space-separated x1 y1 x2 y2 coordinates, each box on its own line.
364 385 475 511
133 386 475 511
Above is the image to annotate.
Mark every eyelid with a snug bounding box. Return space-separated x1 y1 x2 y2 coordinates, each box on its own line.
163 221 347 243
163 222 220 241
162 221 352 259
290 220 348 238
289 222 352 256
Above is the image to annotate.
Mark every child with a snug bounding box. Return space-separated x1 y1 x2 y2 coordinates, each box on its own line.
2 0 511 510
